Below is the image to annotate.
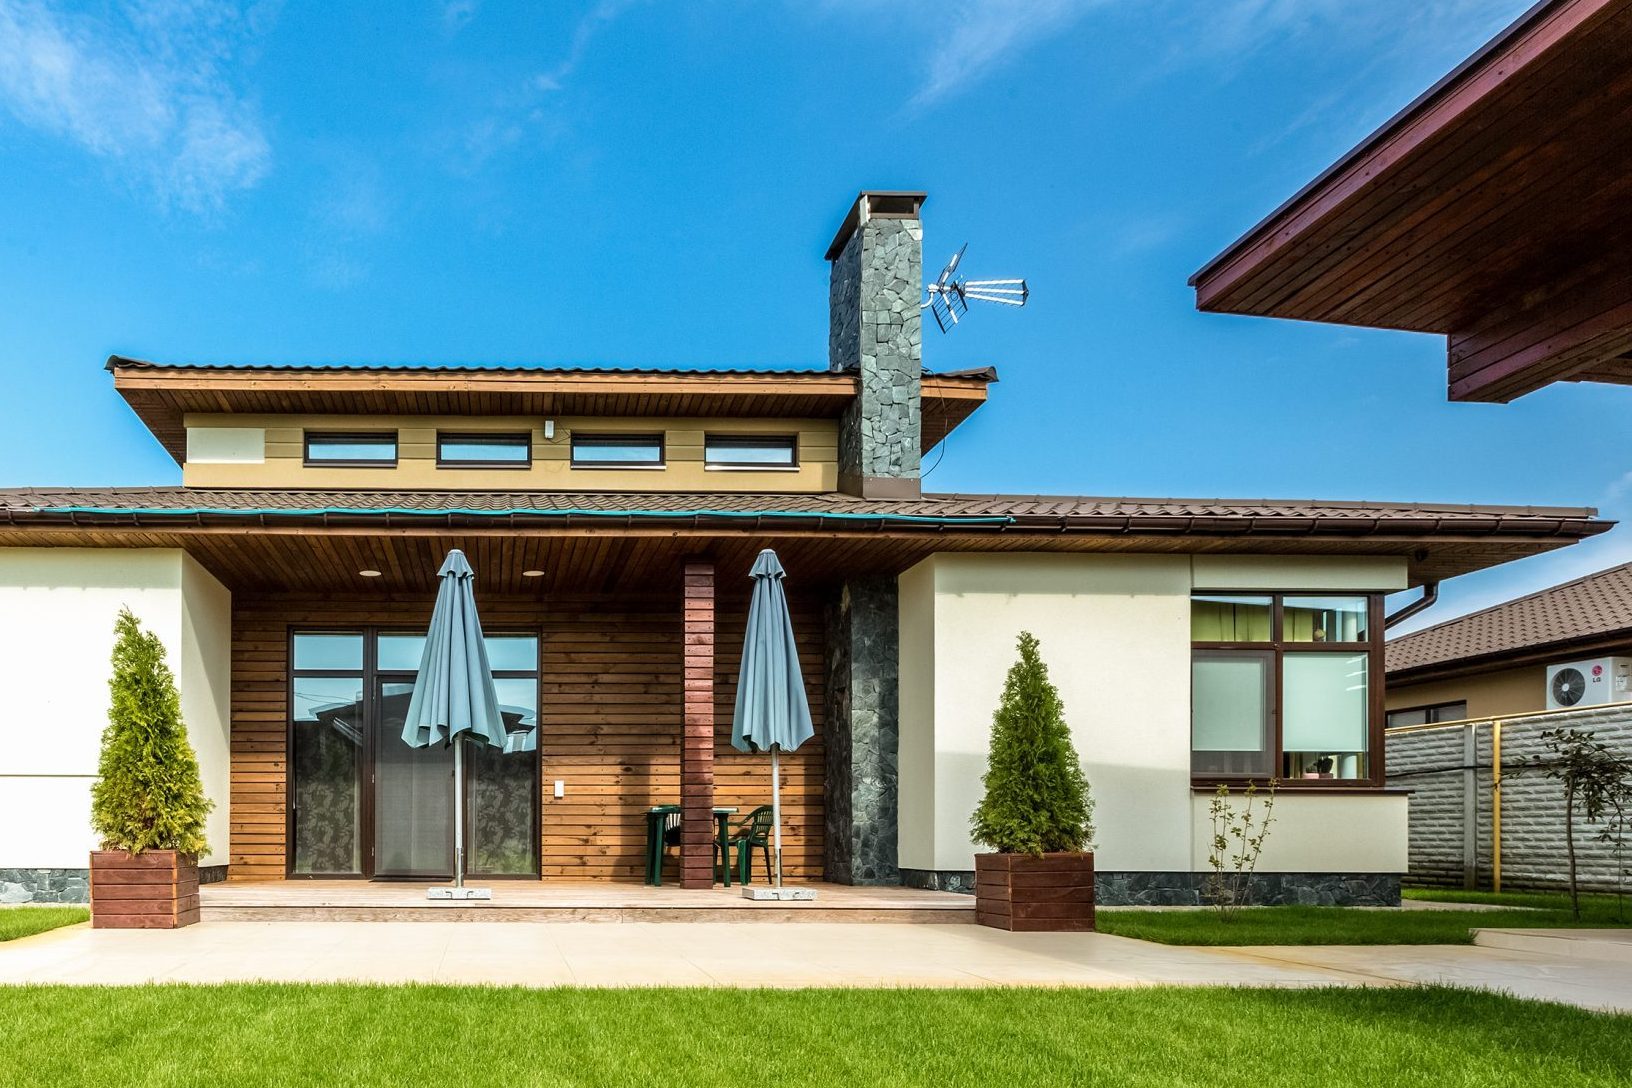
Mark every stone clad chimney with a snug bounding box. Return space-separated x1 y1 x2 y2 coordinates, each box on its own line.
827 191 925 499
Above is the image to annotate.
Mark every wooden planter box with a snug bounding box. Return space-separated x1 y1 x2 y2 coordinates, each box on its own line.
90 850 199 929
975 851 1095 932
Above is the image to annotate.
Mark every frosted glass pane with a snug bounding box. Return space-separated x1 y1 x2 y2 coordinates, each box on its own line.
1283 654 1369 751
1193 657 1268 751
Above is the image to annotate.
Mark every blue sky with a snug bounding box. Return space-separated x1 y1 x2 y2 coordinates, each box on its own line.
1 0 1627 633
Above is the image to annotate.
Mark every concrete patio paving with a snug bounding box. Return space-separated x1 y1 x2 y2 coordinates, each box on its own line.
2 919 1630 1012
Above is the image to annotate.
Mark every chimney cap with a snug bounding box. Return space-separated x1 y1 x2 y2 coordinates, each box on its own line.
825 191 927 261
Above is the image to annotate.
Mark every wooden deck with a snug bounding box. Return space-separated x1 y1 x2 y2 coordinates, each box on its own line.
201 880 976 924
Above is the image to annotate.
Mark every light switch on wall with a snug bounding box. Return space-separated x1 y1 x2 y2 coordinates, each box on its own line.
553 780 564 799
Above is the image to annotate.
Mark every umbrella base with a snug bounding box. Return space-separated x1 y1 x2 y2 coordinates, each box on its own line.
427 887 493 901
740 886 816 901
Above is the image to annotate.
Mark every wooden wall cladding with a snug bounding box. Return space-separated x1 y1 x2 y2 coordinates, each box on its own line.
229 586 826 884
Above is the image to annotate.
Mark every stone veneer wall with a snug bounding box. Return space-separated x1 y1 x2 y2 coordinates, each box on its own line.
829 213 922 488
1387 704 1632 893
1 863 225 905
823 577 901 885
0 868 89 904
902 868 1401 906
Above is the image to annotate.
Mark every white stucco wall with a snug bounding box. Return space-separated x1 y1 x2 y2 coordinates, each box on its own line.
0 549 231 869
1189 793 1409 872
896 552 1409 876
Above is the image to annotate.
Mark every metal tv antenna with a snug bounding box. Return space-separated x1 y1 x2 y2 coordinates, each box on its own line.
921 244 1029 333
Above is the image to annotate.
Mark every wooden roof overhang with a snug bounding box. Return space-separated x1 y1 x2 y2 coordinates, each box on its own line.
0 501 1608 595
107 357 994 463
1190 0 1632 402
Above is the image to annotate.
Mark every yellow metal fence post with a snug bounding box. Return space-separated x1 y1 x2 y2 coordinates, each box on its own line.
1492 720 1503 893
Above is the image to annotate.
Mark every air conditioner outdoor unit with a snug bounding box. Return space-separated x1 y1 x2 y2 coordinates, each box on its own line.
1545 657 1632 711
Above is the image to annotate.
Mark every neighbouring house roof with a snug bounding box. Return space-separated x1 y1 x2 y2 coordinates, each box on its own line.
1190 0 1632 402
0 486 1610 591
104 356 997 463
1387 560 1632 678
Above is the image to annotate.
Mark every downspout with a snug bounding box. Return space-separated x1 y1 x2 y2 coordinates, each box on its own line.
1383 581 1439 630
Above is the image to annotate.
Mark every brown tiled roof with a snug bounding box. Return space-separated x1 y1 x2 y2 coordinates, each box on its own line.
104 355 998 382
1387 561 1632 676
0 486 1605 531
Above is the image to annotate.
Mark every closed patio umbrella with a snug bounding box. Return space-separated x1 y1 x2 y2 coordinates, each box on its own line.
730 549 815 890
401 549 508 898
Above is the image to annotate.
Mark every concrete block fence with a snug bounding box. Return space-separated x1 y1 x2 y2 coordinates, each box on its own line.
1386 704 1632 894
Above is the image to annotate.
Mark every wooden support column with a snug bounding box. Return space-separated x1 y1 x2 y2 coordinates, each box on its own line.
680 560 716 889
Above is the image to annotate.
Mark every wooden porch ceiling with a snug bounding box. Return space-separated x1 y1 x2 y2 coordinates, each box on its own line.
1191 0 1632 402
0 524 1598 593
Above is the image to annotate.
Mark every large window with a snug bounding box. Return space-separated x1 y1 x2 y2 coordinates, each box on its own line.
1385 701 1468 728
570 432 664 468
1191 593 1382 784
304 431 398 467
289 629 540 878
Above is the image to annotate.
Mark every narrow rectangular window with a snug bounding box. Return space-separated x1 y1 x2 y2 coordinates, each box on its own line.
570 433 664 468
1385 701 1467 728
704 434 798 469
304 431 397 467
437 432 531 468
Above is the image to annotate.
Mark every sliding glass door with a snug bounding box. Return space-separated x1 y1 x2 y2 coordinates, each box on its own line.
288 629 540 879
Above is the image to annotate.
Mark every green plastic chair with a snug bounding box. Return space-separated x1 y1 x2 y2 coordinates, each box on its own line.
730 805 776 884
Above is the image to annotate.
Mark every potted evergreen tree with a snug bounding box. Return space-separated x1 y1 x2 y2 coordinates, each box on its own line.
88 609 213 929
971 632 1096 931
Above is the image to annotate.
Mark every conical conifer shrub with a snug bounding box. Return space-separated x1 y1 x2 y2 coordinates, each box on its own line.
971 631 1094 855
89 608 212 855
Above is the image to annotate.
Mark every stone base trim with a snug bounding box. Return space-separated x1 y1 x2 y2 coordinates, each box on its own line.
200 864 228 885
905 868 1400 906
1 867 91 905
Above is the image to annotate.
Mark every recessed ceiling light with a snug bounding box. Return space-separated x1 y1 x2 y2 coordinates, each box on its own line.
521 569 546 578
358 569 383 578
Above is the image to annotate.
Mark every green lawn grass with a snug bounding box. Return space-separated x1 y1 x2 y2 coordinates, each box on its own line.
1097 900 1625 946
0 984 1625 1087
1404 886 1632 921
0 907 88 943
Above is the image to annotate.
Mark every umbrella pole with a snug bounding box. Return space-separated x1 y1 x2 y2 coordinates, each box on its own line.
453 739 465 890
771 745 783 888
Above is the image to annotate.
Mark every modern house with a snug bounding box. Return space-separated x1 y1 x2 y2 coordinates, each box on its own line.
1387 561 1632 724
1190 0 1632 404
0 191 1611 908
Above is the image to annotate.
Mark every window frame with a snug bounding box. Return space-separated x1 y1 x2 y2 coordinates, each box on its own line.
1191 591 1386 789
1385 700 1469 728
435 431 533 470
303 430 399 469
703 433 799 471
285 626 542 881
569 432 666 470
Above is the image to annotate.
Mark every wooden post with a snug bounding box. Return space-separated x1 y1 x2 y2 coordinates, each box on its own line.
680 560 716 889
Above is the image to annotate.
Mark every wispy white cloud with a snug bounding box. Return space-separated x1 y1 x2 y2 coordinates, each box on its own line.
815 0 1525 115
905 0 1103 113
0 0 273 214
530 0 638 93
304 154 392 289
446 0 637 176
441 0 479 33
